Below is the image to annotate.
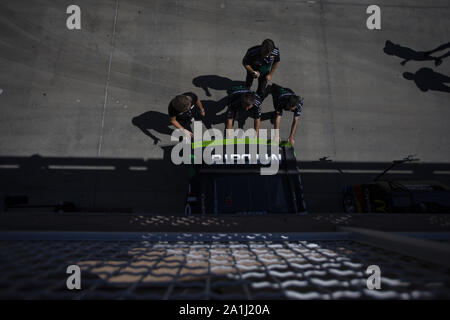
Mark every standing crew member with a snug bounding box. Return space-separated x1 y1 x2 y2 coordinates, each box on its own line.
243 39 280 98
168 92 205 137
270 84 303 146
225 86 262 136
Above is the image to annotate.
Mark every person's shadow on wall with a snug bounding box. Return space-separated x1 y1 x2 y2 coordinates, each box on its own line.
384 40 449 66
384 40 450 94
132 111 173 145
403 68 450 93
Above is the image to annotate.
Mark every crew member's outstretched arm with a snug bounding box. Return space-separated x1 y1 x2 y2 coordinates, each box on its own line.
225 118 233 137
170 117 192 137
274 114 281 142
196 100 205 116
254 118 261 136
266 62 279 81
288 116 299 145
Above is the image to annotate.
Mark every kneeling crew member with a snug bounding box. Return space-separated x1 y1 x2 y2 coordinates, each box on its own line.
271 84 303 146
225 87 262 136
168 92 205 137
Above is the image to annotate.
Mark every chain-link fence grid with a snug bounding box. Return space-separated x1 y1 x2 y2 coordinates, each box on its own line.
1 237 449 299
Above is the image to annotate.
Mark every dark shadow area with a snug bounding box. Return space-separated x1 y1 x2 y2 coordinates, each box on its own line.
384 40 450 66
425 42 450 66
300 159 450 213
192 75 245 96
201 95 275 130
1 155 450 215
261 111 277 123
403 68 450 93
231 110 275 129
0 151 188 215
199 96 228 129
132 111 173 145
235 109 257 129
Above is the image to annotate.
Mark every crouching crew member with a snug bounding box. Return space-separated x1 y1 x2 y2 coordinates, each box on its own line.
243 39 280 98
225 86 262 136
168 92 205 137
271 84 303 146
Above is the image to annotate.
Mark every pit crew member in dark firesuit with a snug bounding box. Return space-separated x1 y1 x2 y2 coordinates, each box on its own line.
168 92 205 137
242 39 280 99
225 86 262 137
270 83 303 146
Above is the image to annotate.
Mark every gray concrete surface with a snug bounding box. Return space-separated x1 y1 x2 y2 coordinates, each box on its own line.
0 0 449 213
